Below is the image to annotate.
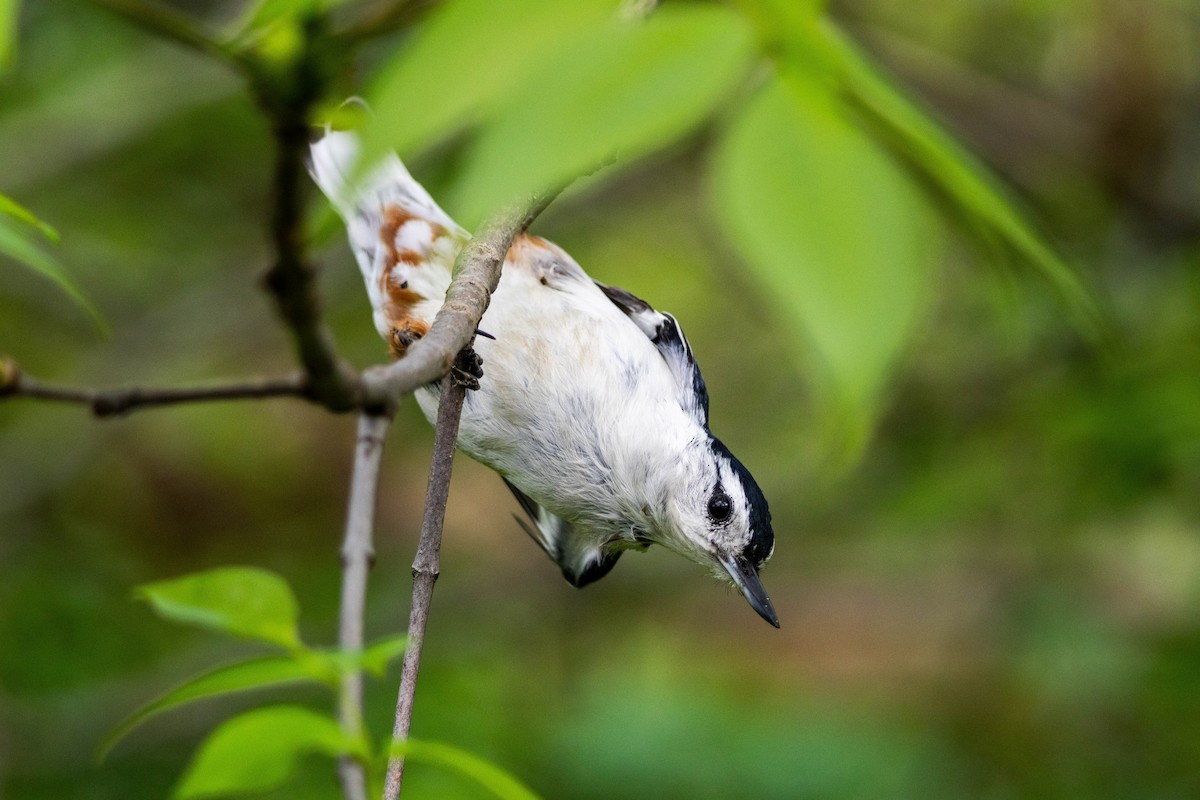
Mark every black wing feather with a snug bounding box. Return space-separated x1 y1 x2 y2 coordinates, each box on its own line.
503 477 623 588
596 281 710 427
503 478 555 559
503 477 540 525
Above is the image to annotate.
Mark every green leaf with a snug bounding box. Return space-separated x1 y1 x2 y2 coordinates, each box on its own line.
729 0 826 34
98 656 327 762
360 634 408 676
360 0 618 176
230 0 319 40
452 5 755 224
302 634 408 679
0 215 107 334
0 192 59 241
98 634 408 760
304 192 344 247
816 22 1102 335
391 739 540 800
713 75 936 446
137 567 302 648
0 0 18 71
175 706 358 799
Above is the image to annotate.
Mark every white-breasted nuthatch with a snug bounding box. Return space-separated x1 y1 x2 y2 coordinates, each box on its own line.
310 131 779 627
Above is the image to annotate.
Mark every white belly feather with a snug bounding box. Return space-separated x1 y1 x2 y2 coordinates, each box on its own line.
416 253 693 536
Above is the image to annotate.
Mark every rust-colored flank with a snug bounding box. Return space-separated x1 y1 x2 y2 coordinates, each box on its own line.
377 205 428 358
376 204 452 358
507 232 549 263
380 205 418 271
380 276 427 358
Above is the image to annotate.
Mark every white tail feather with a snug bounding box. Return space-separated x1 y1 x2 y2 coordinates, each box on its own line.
309 130 464 352
308 130 458 231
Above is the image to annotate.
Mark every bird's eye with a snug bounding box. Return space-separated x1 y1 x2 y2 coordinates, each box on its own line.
707 489 732 523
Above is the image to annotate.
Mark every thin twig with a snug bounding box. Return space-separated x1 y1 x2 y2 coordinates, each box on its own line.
378 191 558 800
382 365 468 800
0 361 309 417
337 413 392 800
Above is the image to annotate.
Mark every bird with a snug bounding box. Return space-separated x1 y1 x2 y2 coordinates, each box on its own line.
309 129 779 627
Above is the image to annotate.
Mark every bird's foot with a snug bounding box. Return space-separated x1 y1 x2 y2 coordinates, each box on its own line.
451 345 483 391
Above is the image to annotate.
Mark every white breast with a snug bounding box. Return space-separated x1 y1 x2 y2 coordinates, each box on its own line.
415 257 693 530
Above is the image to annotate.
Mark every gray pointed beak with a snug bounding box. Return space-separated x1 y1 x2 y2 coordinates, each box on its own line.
719 553 780 628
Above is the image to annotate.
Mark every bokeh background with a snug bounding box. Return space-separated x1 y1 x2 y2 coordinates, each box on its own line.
3 0 1200 798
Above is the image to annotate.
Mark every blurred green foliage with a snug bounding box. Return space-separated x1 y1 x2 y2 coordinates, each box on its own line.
353 0 1094 437
0 190 106 332
714 74 934 447
2 0 1200 798
0 0 18 69
100 566 525 798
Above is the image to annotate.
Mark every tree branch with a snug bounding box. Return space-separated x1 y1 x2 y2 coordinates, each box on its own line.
382 363 468 800
83 0 360 411
259 43 363 413
0 189 557 420
0 361 309 417
337 412 392 800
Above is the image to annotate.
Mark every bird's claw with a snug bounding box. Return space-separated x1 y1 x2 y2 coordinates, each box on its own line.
452 345 483 390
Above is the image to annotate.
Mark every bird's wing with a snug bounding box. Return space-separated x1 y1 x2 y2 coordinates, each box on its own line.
503 477 560 559
502 478 622 588
596 282 710 428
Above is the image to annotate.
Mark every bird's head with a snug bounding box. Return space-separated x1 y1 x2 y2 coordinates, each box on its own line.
658 436 778 627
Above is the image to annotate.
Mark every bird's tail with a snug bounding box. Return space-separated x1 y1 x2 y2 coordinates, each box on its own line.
309 129 464 357
308 129 458 231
